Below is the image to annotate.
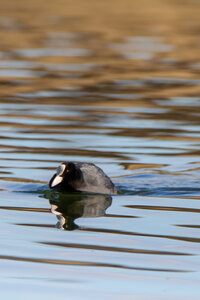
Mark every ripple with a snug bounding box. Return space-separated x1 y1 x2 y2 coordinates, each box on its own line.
18 90 89 98
13 48 91 57
0 60 39 69
126 204 200 213
0 255 187 272
0 69 47 78
41 241 192 256
110 36 174 60
155 97 200 107
79 227 200 243
44 63 99 71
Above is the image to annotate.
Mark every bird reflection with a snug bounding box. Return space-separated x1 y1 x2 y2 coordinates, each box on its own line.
44 191 112 230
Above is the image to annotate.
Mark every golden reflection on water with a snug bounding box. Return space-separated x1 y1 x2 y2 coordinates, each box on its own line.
0 0 200 299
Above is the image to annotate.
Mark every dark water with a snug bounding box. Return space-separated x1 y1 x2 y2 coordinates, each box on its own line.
0 0 200 299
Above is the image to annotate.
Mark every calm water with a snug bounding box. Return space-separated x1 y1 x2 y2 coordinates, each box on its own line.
0 0 200 299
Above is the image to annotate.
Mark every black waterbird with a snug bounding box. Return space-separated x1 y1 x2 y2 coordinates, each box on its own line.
49 162 117 195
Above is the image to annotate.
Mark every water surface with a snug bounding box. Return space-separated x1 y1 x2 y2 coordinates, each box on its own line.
0 0 200 299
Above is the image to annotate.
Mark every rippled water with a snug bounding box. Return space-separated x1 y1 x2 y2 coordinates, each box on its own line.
1 0 200 299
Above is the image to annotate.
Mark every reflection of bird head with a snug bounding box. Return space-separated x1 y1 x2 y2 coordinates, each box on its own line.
51 204 79 230
45 191 112 230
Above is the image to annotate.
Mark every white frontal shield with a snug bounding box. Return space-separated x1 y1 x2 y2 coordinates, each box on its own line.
51 175 63 187
51 164 66 187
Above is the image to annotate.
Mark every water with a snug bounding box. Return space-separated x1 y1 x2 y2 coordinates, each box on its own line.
0 0 200 299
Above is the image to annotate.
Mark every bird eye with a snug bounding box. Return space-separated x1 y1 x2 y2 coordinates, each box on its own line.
57 164 65 175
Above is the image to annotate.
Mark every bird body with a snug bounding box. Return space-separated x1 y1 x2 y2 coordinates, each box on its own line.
49 162 117 195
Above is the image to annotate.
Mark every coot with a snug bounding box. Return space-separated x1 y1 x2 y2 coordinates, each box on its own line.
49 162 117 195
